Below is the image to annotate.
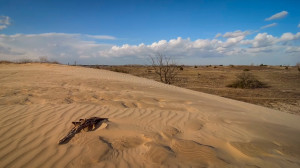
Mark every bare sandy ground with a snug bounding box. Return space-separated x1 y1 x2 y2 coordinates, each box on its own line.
0 63 299 168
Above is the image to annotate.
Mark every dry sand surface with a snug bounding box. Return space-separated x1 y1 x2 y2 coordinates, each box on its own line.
0 63 300 168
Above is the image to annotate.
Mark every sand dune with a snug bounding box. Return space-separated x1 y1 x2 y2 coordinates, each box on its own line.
0 63 299 168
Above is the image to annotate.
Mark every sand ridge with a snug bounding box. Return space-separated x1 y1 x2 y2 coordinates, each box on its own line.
0 63 300 167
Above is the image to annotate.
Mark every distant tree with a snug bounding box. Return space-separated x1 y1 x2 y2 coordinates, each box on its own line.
149 53 180 84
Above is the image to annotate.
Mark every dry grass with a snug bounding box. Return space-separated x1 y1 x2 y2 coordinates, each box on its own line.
86 65 300 115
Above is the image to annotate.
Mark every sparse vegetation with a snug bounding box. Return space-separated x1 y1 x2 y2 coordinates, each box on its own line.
0 60 13 64
243 68 250 71
227 72 267 89
0 58 60 64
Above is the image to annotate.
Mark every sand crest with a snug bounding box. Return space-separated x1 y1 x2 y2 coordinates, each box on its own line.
0 64 299 167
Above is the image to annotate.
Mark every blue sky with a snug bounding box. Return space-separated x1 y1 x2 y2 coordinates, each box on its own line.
0 0 300 65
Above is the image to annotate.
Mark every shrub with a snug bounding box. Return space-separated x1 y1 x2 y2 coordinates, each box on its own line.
194 65 198 68
243 68 250 71
227 72 267 89
179 66 184 71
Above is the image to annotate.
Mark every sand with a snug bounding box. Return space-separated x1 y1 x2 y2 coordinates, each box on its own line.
0 63 299 168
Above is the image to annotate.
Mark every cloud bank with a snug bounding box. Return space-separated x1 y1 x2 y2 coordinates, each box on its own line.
0 33 114 63
265 11 288 21
99 31 300 57
1 31 299 65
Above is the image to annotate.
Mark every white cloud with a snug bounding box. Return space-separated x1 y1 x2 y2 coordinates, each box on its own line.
251 33 277 48
214 33 222 38
279 32 300 41
212 31 250 48
0 16 10 30
222 30 250 38
85 35 116 40
223 36 245 48
265 11 288 21
261 23 277 29
0 25 7 30
298 23 300 28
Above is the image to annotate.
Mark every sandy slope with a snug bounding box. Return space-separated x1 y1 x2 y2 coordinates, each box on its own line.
0 63 299 168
